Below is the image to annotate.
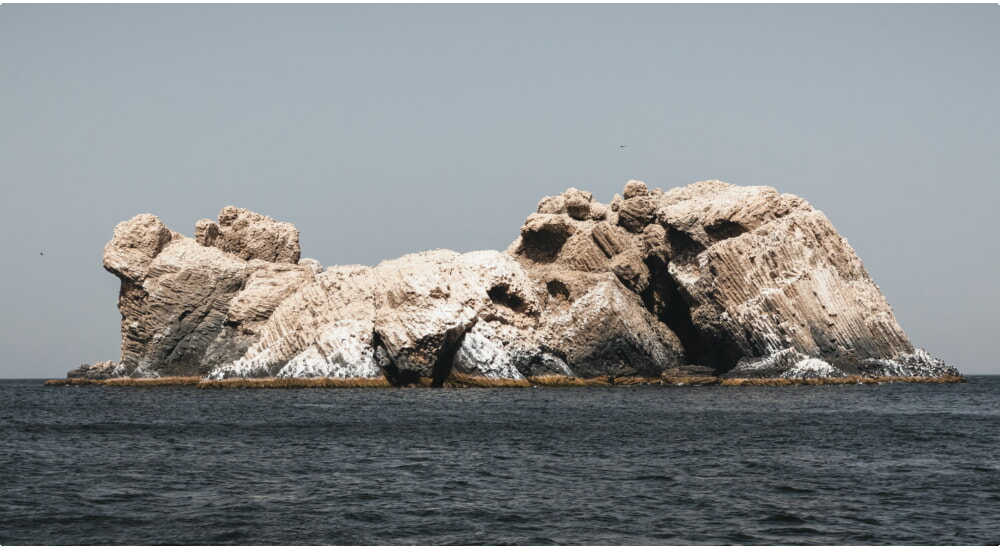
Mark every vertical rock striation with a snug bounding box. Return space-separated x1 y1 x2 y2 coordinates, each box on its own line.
102 208 316 377
612 180 947 378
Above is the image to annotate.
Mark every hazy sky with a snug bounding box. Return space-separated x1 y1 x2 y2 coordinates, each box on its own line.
1 4 997 378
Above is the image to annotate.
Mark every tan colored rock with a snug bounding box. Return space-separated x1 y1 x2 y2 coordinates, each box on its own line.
531 273 684 377
623 179 649 200
371 249 541 382
226 260 317 330
96 180 958 384
670 210 913 373
127 238 248 376
515 213 577 262
507 187 688 377
610 193 623 212
213 206 300 263
563 188 593 220
209 249 544 383
103 214 173 281
194 219 219 247
655 180 811 249
641 223 670 260
617 195 657 233
536 194 567 215
651 180 950 378
591 221 631 258
210 264 380 379
590 202 609 221
103 207 317 377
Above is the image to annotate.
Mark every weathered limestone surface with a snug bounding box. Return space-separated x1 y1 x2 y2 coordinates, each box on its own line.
200 206 301 264
647 181 934 377
100 207 317 378
86 180 959 382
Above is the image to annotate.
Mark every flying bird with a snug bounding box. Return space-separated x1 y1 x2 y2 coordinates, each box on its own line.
619 145 626 148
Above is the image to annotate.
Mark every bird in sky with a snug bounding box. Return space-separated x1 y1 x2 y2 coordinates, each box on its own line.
619 145 626 148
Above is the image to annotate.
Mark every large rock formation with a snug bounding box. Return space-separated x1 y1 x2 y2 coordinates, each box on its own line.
102 208 313 377
87 180 959 383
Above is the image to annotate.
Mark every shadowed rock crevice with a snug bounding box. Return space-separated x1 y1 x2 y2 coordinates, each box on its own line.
373 331 402 386
704 219 747 242
666 228 705 262
646 277 709 366
430 325 469 387
636 256 742 374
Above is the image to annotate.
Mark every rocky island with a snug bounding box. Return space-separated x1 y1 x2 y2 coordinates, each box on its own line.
56 180 962 387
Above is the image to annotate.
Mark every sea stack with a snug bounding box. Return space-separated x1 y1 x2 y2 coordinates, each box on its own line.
84 180 960 385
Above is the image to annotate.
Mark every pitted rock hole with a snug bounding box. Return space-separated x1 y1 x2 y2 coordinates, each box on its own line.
519 223 574 262
488 284 528 313
546 279 570 301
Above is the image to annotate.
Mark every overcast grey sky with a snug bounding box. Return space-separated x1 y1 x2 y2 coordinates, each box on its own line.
1 4 997 378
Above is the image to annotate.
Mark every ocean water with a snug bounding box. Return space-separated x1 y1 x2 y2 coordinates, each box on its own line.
2 377 998 545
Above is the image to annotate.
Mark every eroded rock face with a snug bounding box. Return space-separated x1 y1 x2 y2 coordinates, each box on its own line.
190 207 301 264
96 181 959 383
646 181 945 378
102 207 315 378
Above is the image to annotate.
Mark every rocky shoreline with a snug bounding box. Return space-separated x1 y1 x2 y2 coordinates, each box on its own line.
45 374 965 388
66 179 961 386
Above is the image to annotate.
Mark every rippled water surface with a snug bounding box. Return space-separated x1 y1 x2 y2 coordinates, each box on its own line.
2 377 999 544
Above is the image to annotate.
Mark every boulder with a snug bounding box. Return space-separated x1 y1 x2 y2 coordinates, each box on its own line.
214 206 300 263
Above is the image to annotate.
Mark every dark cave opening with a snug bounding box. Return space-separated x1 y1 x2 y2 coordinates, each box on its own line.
430 325 468 388
641 255 743 374
661 288 707 363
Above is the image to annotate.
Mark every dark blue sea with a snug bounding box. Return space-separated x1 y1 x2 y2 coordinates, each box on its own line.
2 377 998 545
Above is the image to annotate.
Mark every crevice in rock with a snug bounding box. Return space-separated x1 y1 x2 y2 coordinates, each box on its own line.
640 255 743 374
704 219 747 242
666 228 706 262
644 269 704 363
430 325 469 387
372 331 402 386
